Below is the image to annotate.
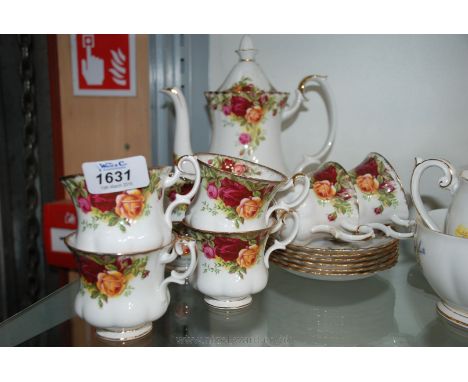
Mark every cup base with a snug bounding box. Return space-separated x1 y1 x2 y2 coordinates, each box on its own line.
437 301 468 330
96 322 153 341
204 295 252 310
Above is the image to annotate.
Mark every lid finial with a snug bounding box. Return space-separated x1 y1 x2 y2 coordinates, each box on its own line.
216 35 274 91
237 35 257 61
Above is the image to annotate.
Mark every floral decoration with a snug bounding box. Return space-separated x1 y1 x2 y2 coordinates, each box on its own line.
63 170 163 232
206 77 288 157
186 228 266 278
455 224 468 238
349 155 399 215
77 254 149 308
200 156 275 228
311 163 356 222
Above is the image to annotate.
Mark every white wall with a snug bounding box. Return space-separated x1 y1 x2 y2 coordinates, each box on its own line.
209 35 468 209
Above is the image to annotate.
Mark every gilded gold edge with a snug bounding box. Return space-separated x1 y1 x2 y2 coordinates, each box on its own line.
271 252 398 271
284 238 399 255
277 252 396 264
277 244 398 262
270 259 398 276
270 258 398 276
277 241 399 258
437 306 468 329
273 249 398 268
270 253 398 275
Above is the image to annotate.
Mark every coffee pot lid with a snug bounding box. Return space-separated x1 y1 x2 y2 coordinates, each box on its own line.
216 35 277 92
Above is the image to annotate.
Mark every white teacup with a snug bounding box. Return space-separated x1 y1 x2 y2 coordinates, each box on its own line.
184 153 309 232
349 152 414 239
64 233 197 341
180 213 299 310
280 161 374 245
61 156 201 253
411 157 468 238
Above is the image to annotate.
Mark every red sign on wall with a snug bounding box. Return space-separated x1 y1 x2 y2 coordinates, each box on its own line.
71 34 136 96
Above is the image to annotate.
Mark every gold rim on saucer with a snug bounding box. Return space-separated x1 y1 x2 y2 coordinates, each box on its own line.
277 244 398 263
271 251 398 272
270 251 398 275
285 241 398 257
284 236 399 256
273 249 397 269
270 256 398 276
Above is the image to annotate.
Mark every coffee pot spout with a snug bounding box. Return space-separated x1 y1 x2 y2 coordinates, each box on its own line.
161 87 193 161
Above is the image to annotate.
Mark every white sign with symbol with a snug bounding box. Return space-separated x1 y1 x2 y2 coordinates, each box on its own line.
82 156 149 195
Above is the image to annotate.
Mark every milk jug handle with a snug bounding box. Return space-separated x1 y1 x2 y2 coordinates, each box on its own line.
293 75 337 173
410 157 458 232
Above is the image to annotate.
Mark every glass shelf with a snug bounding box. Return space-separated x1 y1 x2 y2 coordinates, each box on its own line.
1 239 468 346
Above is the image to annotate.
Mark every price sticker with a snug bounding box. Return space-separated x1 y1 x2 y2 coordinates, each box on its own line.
82 156 150 195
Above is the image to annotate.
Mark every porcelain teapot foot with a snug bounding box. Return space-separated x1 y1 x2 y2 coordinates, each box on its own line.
96 322 153 342
204 295 252 311
437 301 468 330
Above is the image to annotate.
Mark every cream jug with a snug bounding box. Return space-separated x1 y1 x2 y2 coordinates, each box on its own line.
411 157 468 238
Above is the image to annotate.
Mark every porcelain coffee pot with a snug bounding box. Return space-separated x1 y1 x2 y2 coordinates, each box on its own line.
161 35 336 175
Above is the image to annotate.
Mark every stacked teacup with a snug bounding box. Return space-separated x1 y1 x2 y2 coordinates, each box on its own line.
174 153 310 310
281 152 415 246
61 156 201 341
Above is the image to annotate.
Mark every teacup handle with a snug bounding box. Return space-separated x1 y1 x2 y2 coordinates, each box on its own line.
309 223 375 242
159 239 197 303
264 211 299 269
270 173 310 224
364 222 414 239
410 157 458 232
292 75 337 173
163 155 201 227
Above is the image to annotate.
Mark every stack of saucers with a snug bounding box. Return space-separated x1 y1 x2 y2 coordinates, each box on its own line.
269 233 399 281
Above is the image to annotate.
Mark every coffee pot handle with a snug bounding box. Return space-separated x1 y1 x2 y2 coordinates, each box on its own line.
163 155 201 227
264 211 299 269
159 239 197 303
410 157 459 232
292 75 337 173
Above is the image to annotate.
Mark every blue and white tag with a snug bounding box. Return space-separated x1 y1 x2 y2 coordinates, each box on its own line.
82 155 150 194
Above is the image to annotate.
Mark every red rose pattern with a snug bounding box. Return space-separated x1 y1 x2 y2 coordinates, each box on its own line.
354 157 379 177
217 178 252 208
90 192 120 212
230 96 253 117
79 257 105 284
314 165 338 184
213 237 249 263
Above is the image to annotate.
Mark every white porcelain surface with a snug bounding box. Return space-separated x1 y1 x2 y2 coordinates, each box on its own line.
162 35 336 175
411 157 468 238
415 208 468 320
66 234 197 341
61 157 200 253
